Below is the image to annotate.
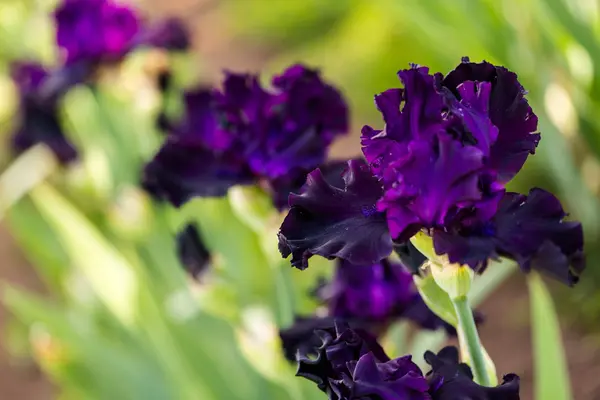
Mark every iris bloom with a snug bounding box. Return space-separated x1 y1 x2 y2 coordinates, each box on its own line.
295 321 519 399
278 58 584 286
143 65 349 209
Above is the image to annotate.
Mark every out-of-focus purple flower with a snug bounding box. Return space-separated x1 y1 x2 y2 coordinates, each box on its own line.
54 0 141 66
425 346 520 399
142 87 255 206
318 259 415 322
297 320 430 400
315 258 480 336
176 223 210 279
143 65 349 209
138 17 190 51
278 159 391 270
434 188 585 286
10 62 77 164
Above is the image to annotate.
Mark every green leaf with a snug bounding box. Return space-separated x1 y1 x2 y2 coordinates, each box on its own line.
528 273 572 400
29 183 138 326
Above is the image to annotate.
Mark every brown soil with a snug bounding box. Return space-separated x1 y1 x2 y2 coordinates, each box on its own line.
1 1 599 399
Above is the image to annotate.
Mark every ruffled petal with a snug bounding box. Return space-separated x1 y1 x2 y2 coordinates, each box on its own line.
278 159 391 270
378 135 484 240
425 346 520 400
434 188 584 285
442 58 540 182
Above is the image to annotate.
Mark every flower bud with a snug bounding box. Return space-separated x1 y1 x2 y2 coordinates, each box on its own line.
429 261 474 300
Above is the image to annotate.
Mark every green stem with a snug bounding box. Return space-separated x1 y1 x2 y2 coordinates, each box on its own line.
452 296 491 386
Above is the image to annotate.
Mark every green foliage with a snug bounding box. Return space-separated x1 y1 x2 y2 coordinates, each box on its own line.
528 273 572 400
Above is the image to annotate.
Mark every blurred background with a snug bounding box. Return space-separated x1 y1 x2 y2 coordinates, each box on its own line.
1 0 600 399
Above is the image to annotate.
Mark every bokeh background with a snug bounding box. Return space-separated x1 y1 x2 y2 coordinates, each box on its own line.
1 0 600 398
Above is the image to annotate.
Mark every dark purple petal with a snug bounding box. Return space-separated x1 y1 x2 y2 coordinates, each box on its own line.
318 259 415 322
378 135 484 241
142 137 254 207
425 346 520 400
442 58 540 182
268 159 352 211
247 64 348 179
54 0 141 65
176 223 210 279
279 315 336 362
350 353 429 400
177 88 234 150
434 188 584 285
296 320 391 399
278 159 391 270
10 63 77 164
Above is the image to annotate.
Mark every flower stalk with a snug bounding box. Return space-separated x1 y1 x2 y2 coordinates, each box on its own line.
453 295 491 386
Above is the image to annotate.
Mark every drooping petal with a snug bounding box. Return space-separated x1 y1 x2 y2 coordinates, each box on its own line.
268 159 352 211
279 315 336 362
442 58 540 182
142 137 254 207
434 188 584 285
424 346 520 400
278 159 391 270
350 353 430 400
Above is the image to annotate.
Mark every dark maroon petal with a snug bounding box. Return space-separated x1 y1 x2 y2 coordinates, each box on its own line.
176 223 210 279
278 159 391 270
434 188 584 285
54 0 141 65
442 58 540 182
425 346 520 400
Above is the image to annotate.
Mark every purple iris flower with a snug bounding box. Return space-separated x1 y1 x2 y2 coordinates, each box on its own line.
313 258 481 335
278 59 584 286
54 0 141 66
296 320 429 400
10 62 77 164
143 65 349 209
136 17 191 51
295 320 518 399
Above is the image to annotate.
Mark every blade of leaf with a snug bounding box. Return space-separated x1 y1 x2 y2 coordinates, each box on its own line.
528 272 572 400
29 183 138 325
